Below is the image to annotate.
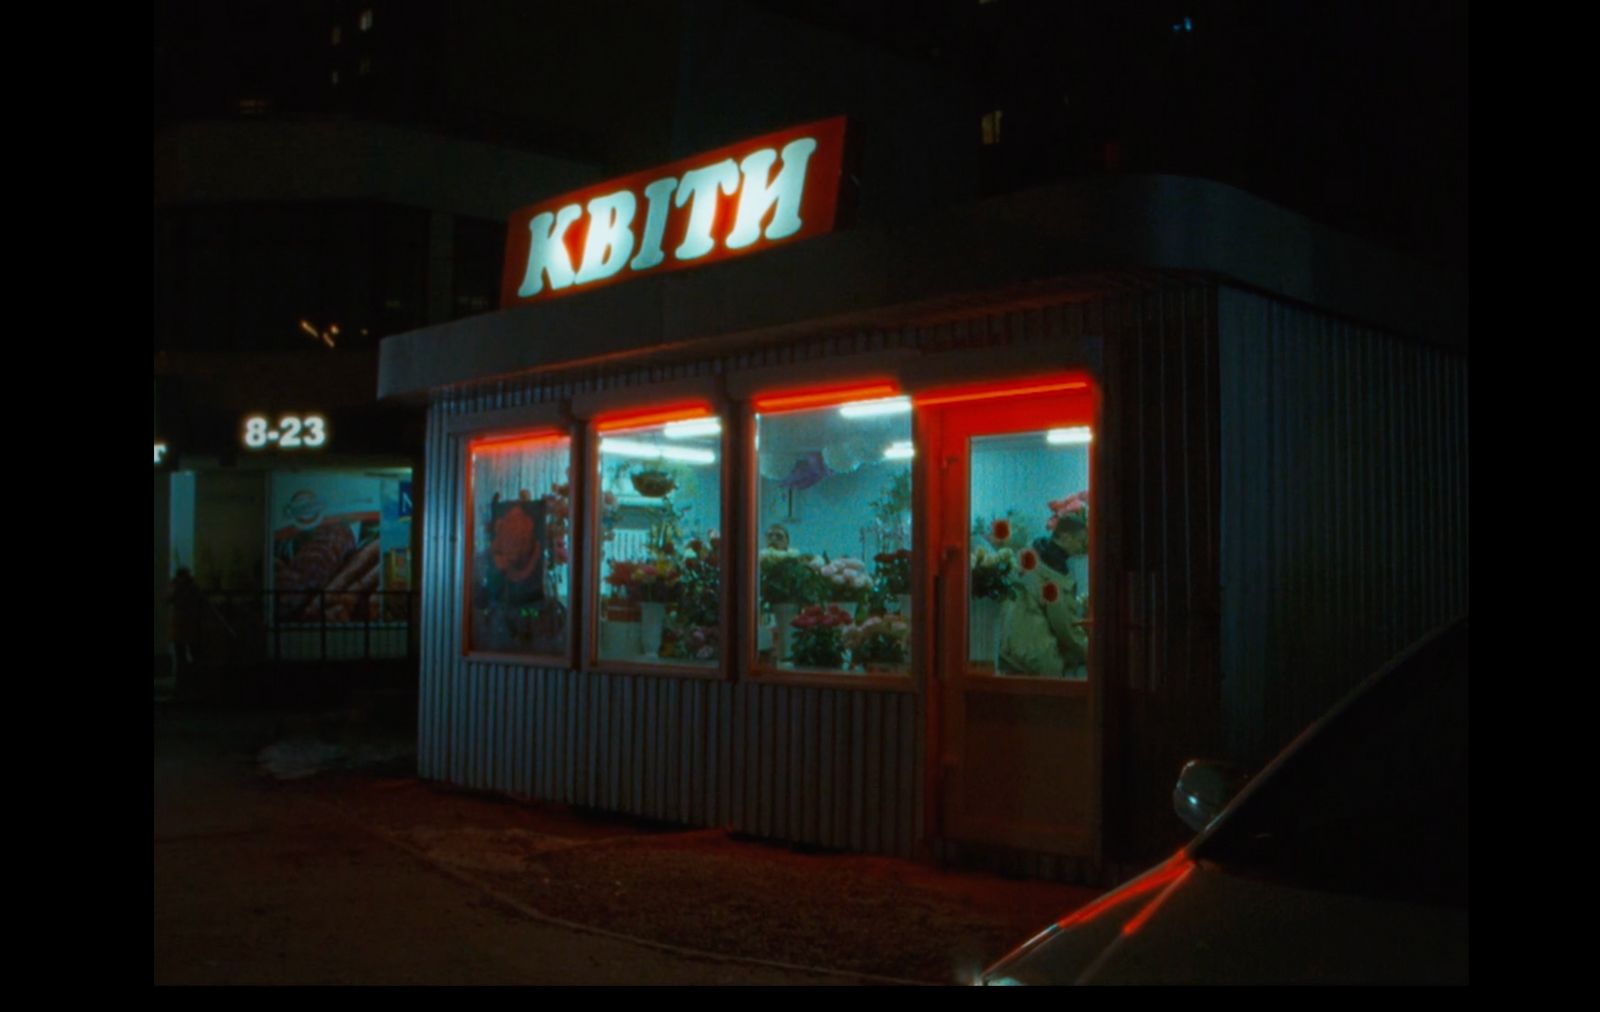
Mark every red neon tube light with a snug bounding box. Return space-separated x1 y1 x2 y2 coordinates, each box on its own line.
913 375 1090 407
915 377 1088 405
595 402 715 432
470 429 568 454
753 382 901 413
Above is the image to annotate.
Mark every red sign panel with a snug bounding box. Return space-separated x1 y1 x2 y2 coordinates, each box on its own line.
500 117 847 307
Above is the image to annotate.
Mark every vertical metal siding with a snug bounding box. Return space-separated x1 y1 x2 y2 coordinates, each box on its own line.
1218 287 1468 764
1098 285 1225 864
416 290 1238 871
419 328 932 858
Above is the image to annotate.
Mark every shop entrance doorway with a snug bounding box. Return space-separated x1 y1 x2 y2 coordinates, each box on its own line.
922 383 1100 858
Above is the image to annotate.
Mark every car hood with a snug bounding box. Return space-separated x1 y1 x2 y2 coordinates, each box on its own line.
981 856 1468 985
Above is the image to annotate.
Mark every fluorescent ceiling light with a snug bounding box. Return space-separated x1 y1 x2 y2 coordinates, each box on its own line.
600 438 716 464
883 441 915 460
839 396 912 419
663 418 723 439
1046 427 1093 445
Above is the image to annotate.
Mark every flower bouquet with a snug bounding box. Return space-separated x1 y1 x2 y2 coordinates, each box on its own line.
970 545 1020 601
629 552 683 603
812 555 870 617
543 482 572 567
660 623 719 662
1046 491 1089 534
787 604 853 668
845 613 909 672
671 535 721 633
976 512 1032 551
873 549 912 595
759 547 822 605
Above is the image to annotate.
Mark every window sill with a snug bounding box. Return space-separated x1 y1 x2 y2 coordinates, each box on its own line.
585 658 727 681
746 664 917 694
952 672 1090 697
463 650 573 669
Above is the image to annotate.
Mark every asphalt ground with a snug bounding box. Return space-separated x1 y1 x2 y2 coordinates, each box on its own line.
154 694 1098 985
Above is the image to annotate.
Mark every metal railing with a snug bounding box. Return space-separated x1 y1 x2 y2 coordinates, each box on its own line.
185 589 418 667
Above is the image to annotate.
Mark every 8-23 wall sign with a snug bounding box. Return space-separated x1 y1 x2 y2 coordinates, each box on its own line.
242 414 328 451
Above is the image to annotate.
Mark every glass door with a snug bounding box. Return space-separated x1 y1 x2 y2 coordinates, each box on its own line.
927 386 1100 858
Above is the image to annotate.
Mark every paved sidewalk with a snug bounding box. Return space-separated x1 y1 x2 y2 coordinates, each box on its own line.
155 700 1098 984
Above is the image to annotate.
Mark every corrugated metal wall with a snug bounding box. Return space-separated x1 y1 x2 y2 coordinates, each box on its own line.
420 329 936 856
416 300 1125 862
1099 285 1225 864
1218 286 1469 765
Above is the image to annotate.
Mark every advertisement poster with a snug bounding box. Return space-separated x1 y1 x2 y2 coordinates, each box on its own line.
379 478 413 620
269 471 411 623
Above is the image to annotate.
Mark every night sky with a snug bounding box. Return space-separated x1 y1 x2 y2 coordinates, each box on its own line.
155 1 1467 269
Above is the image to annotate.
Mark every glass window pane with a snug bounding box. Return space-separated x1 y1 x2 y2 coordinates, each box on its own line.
969 428 1090 679
595 418 723 666
755 398 913 675
467 433 572 656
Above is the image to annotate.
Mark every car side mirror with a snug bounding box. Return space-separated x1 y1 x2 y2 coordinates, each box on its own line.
1173 759 1252 833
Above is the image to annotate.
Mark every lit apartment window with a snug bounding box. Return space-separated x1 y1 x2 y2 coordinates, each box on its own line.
331 25 341 45
359 9 373 31
331 70 340 86
981 110 1003 145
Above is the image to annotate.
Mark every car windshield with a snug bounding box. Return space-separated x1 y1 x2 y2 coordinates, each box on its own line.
1193 620 1468 908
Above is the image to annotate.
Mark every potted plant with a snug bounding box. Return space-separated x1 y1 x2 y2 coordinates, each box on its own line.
969 544 1019 668
630 550 682 656
629 467 677 498
760 547 821 659
660 535 720 663
786 604 853 669
844 612 909 673
599 559 643 657
811 555 870 619
873 549 913 616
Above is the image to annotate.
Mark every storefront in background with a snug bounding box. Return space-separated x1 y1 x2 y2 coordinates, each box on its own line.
155 394 421 672
378 120 1467 878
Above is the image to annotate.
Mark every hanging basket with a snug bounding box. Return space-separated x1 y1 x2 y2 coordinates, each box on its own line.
630 469 677 498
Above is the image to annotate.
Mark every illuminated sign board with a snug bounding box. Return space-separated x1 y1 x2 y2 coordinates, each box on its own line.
243 414 328 451
501 117 847 307
154 442 169 465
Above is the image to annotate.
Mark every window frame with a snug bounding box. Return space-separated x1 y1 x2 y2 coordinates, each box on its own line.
572 378 732 681
740 383 920 692
455 405 579 667
909 369 1101 695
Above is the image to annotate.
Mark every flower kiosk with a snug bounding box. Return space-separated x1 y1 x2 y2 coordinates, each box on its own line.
382 120 1468 880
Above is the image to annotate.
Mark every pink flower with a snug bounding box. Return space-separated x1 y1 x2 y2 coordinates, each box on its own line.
1020 548 1039 572
1041 581 1059 603
991 519 1012 544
